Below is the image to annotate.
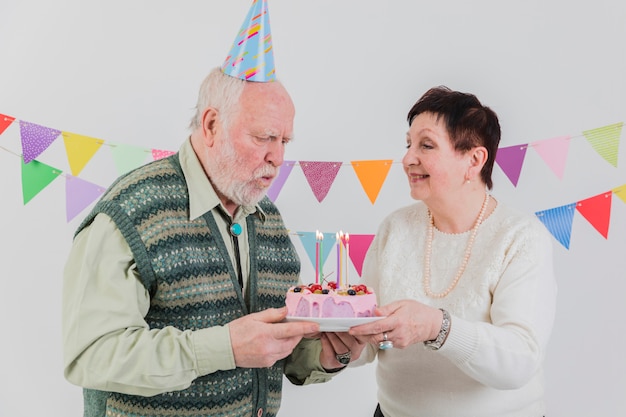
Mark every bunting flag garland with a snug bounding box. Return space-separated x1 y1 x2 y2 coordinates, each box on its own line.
1 112 626 247
582 122 622 167
575 192 612 239
62 132 105 176
351 160 393 204
19 120 62 164
531 136 571 179
495 144 528 186
0 114 15 136
21 158 62 204
296 231 375 278
299 161 342 202
267 160 295 202
535 203 577 249
65 175 106 222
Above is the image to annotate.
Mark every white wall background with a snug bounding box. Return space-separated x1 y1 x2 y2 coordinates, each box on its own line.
1 1 625 416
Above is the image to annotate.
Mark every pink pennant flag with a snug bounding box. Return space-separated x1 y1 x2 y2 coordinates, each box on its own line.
299 161 342 202
531 136 570 179
267 160 295 202
20 120 62 164
151 149 176 161
65 175 105 222
0 114 15 136
495 144 528 187
575 192 612 239
346 234 375 277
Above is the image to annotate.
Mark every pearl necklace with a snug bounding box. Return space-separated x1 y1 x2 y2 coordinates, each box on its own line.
423 193 490 299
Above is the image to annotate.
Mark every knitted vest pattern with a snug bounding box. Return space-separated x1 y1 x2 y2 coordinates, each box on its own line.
76 155 300 417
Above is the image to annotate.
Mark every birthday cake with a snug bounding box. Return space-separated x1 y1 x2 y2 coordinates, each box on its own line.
285 282 377 318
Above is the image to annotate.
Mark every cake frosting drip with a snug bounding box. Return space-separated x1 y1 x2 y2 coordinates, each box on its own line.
285 283 377 318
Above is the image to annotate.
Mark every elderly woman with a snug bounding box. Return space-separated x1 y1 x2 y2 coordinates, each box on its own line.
349 86 557 417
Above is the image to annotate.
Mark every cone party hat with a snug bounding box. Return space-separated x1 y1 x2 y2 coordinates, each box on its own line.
222 0 276 82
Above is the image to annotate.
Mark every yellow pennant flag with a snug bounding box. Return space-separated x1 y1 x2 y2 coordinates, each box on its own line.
613 184 626 204
582 122 623 167
351 160 393 204
62 132 104 176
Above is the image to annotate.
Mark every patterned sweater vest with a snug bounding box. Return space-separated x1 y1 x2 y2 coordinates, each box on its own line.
76 155 300 417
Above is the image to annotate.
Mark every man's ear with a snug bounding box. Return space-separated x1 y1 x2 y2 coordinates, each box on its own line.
201 107 220 146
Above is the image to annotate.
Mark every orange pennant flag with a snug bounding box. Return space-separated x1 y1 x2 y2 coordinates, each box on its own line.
351 160 393 204
62 132 104 176
575 192 612 239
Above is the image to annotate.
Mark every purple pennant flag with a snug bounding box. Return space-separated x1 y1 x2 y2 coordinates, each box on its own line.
267 160 295 202
65 175 105 222
20 120 62 164
495 144 528 187
535 203 576 249
299 161 342 203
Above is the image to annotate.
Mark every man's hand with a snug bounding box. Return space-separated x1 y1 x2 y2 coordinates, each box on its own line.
229 307 319 368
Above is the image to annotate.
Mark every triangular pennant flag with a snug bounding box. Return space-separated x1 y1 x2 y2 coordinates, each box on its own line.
575 192 612 239
296 231 338 281
62 132 104 176
19 120 62 164
320 232 335 272
297 231 318 273
582 122 622 167
109 142 150 175
267 160 295 202
299 161 342 202
495 144 528 187
65 175 105 222
346 234 376 277
531 136 570 179
151 149 176 161
0 114 16 136
351 160 393 204
535 203 576 249
613 184 626 204
21 158 62 204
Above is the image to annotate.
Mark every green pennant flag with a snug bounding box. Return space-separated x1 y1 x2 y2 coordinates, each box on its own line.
582 122 623 167
109 142 150 175
21 159 62 204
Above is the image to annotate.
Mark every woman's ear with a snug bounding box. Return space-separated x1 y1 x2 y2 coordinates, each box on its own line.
467 147 488 179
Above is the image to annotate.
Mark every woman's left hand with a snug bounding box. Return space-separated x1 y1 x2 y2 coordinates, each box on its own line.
349 300 443 349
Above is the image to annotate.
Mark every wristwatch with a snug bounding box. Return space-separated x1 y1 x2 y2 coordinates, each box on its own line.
424 308 451 350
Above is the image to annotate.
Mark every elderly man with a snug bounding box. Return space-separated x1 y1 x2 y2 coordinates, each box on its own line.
62 67 365 417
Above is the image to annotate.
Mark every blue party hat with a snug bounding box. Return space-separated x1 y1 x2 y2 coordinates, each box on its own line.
221 0 276 82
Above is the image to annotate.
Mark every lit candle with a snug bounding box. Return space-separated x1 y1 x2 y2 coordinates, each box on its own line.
318 231 324 283
335 232 341 288
344 233 350 287
315 230 321 284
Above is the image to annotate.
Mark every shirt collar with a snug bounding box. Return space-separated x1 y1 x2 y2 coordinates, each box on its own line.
178 137 265 222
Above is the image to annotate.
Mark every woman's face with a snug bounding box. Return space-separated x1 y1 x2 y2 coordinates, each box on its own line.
402 112 470 203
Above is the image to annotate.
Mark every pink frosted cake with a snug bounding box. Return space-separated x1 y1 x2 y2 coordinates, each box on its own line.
285 283 377 318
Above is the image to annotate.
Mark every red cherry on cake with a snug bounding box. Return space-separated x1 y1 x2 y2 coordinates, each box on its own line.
327 282 337 290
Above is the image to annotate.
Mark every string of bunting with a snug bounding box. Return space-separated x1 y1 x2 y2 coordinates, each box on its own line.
0 113 624 252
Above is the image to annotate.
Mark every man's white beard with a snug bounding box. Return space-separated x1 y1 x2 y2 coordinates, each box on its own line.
205 138 277 206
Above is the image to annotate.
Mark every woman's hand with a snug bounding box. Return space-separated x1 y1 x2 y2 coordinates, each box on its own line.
349 300 443 349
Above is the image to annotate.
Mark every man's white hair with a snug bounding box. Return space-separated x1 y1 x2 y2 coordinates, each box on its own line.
189 67 246 132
